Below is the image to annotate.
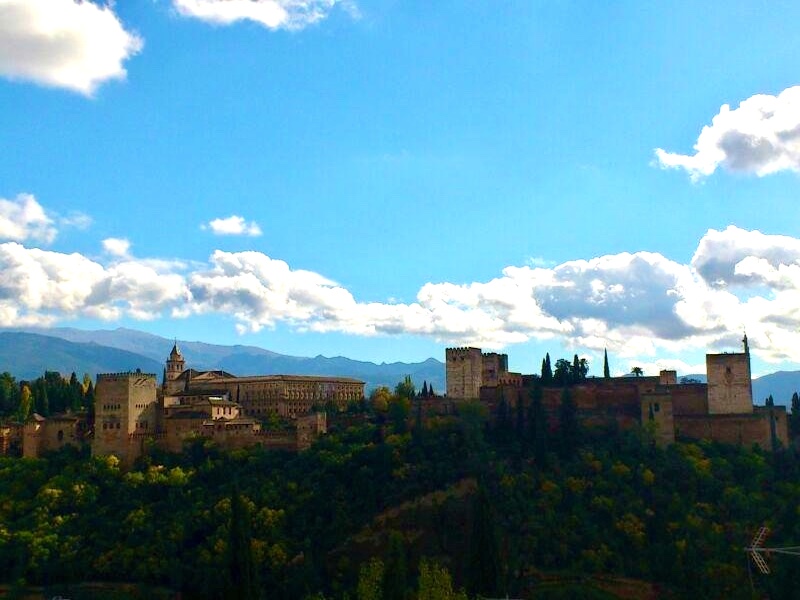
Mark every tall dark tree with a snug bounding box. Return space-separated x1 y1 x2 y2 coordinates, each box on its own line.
468 485 499 597
541 353 553 383
515 392 525 442
766 394 775 407
553 358 572 385
33 378 48 417
603 348 610 379
421 381 429 398
227 488 257 600
570 354 589 382
528 385 548 464
496 392 510 434
558 386 578 459
790 391 800 438
383 531 408 600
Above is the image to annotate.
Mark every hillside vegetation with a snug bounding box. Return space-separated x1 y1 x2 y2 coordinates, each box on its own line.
1 397 800 599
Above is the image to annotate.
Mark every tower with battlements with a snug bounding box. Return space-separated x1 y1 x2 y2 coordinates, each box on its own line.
706 335 753 415
93 371 158 463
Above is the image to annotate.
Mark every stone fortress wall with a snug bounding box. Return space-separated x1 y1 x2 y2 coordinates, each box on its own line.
446 337 789 450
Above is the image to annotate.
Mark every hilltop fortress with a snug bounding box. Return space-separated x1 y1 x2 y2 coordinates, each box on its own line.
23 344 365 464
445 337 789 449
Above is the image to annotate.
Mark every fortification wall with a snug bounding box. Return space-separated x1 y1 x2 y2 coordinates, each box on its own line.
641 392 675 446
481 353 508 387
706 353 753 414
675 406 788 448
670 384 709 416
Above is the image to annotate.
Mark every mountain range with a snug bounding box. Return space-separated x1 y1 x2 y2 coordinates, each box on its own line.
0 328 446 394
0 327 798 407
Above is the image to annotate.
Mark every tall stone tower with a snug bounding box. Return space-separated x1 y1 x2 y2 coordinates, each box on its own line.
445 347 484 399
706 335 753 415
165 342 185 383
93 371 158 463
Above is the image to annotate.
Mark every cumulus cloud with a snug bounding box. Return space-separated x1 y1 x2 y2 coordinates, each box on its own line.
102 237 131 258
202 215 263 237
0 242 190 325
655 86 800 181
0 193 57 244
0 0 143 95
172 0 348 30
10 222 800 363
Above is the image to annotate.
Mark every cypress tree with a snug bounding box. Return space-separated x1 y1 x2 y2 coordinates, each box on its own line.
383 531 408 600
528 385 548 464
558 386 578 459
542 353 553 384
227 488 257 600
790 392 800 438
603 348 610 379
421 381 429 398
467 485 499 597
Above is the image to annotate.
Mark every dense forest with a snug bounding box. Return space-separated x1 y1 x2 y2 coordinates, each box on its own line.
0 370 94 422
0 371 799 599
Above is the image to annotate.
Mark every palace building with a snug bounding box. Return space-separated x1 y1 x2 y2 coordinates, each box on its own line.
21 343 365 464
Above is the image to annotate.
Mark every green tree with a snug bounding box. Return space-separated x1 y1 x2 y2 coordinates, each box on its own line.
370 386 392 412
388 397 410 434
570 354 589 382
603 348 610 379
558 386 578 459
790 391 800 438
417 558 468 600
0 372 18 415
528 385 548 464
631 366 644 377
357 558 384 600
227 489 257 600
394 376 416 402
553 358 572 385
541 353 553 383
68 371 83 411
468 485 499 597
33 378 48 417
383 531 408 600
16 384 32 422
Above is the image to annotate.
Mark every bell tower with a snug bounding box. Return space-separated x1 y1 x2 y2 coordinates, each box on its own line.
165 341 185 384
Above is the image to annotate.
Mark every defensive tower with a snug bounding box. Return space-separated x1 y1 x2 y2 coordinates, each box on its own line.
93 370 158 462
704 334 753 414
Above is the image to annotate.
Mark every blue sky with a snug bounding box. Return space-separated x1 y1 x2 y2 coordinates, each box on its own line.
3 1 800 381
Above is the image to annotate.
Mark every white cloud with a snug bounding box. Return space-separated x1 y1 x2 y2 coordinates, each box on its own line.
102 237 131 258
11 220 800 365
0 242 190 325
203 215 263 237
0 193 57 244
59 211 93 230
655 86 800 181
0 0 143 95
172 0 347 30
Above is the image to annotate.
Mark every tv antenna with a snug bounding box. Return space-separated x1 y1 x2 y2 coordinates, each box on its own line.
745 526 800 576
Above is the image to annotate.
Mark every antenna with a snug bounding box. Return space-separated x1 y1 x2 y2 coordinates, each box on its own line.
745 526 800 576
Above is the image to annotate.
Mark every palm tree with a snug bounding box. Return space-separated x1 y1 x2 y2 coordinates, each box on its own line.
631 366 644 377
